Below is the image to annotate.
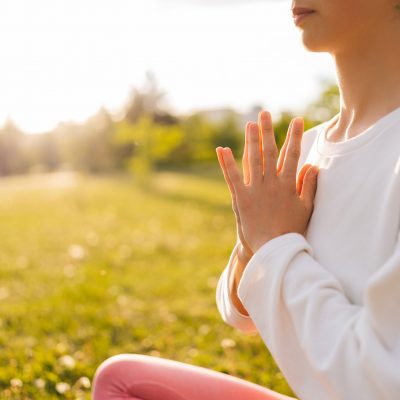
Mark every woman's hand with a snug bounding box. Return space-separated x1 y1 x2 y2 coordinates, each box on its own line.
216 110 319 254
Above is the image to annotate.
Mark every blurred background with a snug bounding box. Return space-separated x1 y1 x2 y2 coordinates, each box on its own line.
0 0 340 398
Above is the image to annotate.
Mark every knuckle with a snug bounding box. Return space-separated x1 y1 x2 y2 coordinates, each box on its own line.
250 133 259 142
249 126 259 139
264 147 278 158
262 122 272 133
291 147 301 159
267 179 279 193
253 156 262 166
280 173 293 184
293 124 303 135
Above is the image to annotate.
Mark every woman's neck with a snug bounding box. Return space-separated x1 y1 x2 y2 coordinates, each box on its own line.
326 25 400 143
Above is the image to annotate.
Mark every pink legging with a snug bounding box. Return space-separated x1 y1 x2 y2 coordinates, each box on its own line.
92 353 297 400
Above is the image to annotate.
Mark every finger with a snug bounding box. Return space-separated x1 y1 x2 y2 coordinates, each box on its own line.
258 110 278 181
248 122 263 184
300 165 319 209
217 147 246 251
242 122 251 185
216 147 237 199
222 147 245 195
296 163 313 196
280 117 304 186
277 119 294 174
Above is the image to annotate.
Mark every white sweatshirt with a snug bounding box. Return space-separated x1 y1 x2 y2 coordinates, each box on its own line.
216 106 400 400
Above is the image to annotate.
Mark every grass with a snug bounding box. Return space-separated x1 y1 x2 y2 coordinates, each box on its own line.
0 167 294 399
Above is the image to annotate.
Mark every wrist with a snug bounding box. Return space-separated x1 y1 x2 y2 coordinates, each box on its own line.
252 234 279 254
236 243 252 265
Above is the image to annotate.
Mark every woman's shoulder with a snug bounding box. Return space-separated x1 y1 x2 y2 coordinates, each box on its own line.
303 120 325 142
298 121 325 164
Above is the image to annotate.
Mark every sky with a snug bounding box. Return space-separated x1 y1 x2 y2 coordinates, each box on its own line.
0 0 337 134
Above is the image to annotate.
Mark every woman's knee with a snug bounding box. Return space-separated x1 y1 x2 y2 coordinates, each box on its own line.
92 353 147 391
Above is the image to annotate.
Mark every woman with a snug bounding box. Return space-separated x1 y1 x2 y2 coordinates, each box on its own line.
92 1 400 399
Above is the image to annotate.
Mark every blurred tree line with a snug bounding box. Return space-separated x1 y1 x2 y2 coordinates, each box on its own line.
0 72 340 178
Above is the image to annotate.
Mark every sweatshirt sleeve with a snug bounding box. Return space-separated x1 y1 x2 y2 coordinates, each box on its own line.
216 242 258 333
237 231 400 400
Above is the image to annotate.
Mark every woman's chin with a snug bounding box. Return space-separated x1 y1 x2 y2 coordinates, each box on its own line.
299 32 331 53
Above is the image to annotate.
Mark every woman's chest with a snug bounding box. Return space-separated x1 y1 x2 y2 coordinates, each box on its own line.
302 144 400 304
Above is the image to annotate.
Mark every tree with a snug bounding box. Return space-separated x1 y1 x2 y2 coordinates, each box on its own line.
0 118 27 176
124 70 171 125
304 79 340 123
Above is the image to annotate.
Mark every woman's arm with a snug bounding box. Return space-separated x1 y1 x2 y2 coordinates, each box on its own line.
216 241 257 333
237 231 400 400
230 252 250 317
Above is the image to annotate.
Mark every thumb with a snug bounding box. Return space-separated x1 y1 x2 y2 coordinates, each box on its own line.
296 163 313 195
300 165 319 208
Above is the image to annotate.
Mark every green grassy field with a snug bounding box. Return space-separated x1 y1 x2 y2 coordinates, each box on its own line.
0 167 294 399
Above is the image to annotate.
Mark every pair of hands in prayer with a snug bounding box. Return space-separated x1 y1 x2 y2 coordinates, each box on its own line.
216 110 319 260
